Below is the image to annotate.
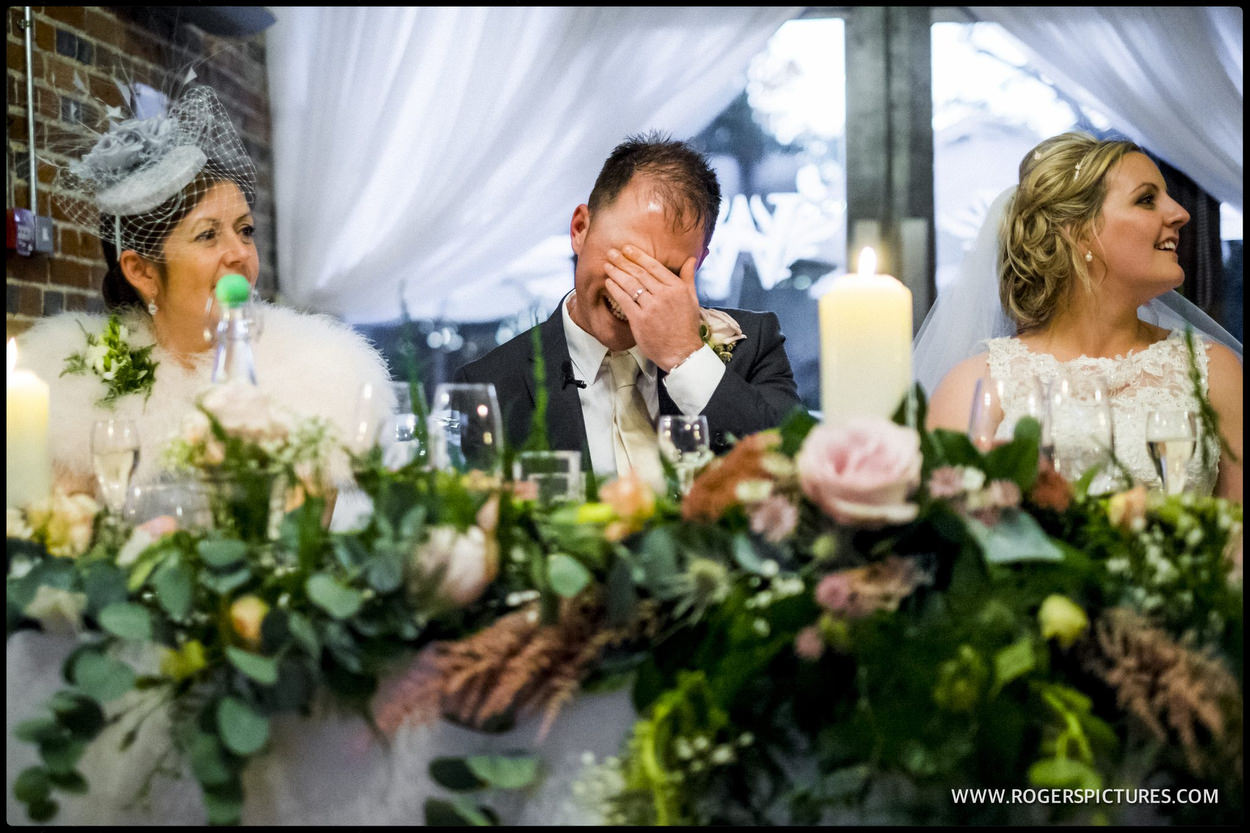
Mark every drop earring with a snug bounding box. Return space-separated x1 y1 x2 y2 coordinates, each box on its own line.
148 299 159 315
1084 251 1093 263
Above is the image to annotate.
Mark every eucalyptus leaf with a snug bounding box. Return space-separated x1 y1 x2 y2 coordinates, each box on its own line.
202 780 245 826
424 796 497 826
429 756 488 792
46 769 88 794
70 652 136 702
465 753 539 789
13 767 51 804
306 574 364 619
196 538 249 569
39 736 87 774
363 553 405 593
216 697 269 756
98 603 152 641
199 566 252 595
546 553 591 598
14 717 63 744
1028 756 1102 790
965 510 1063 564
991 636 1036 694
286 612 320 658
80 562 129 615
151 561 193 621
225 646 279 686
732 534 766 574
188 732 233 787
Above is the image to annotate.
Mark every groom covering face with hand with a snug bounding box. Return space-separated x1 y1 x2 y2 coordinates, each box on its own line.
454 132 801 490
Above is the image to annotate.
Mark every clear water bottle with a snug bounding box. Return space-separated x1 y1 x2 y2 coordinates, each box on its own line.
210 273 258 385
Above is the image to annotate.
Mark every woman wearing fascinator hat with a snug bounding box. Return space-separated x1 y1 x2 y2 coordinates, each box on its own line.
17 81 394 508
917 132 1241 502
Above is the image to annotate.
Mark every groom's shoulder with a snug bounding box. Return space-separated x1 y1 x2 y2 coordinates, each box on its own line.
455 324 538 381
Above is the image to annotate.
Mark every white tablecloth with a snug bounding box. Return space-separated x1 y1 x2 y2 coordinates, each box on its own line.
6 631 633 825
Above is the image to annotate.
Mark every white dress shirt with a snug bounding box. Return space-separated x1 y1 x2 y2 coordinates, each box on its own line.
561 292 725 478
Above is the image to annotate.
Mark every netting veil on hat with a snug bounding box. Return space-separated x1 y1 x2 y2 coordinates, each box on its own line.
55 82 257 261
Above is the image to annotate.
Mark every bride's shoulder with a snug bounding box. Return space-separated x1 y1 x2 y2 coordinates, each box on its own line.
926 352 990 431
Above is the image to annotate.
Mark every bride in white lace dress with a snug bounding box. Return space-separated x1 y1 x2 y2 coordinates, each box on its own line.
924 132 1242 501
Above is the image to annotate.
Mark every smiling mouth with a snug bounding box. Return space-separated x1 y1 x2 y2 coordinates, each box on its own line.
1155 241 1177 252
605 294 628 322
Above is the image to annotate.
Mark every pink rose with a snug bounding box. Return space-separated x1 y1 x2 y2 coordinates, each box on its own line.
796 418 921 527
749 495 799 543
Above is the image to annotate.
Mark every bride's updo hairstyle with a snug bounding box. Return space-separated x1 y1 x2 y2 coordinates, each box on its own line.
999 132 1141 332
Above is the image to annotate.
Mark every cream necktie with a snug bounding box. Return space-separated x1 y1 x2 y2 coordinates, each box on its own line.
605 351 664 492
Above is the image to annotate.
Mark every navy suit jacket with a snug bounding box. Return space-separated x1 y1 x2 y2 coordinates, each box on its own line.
453 305 803 459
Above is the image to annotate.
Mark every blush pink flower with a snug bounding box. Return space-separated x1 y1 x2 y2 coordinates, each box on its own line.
749 494 799 543
796 418 921 527
794 625 825 660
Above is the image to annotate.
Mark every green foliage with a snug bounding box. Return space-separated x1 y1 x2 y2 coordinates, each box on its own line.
60 315 159 407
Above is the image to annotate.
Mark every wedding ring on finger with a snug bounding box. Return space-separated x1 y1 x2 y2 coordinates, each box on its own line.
633 288 646 301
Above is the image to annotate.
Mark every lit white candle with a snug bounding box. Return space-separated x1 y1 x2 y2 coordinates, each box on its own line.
6 338 52 508
818 248 913 421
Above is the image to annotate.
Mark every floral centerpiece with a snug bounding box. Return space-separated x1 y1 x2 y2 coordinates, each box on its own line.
7 375 1242 825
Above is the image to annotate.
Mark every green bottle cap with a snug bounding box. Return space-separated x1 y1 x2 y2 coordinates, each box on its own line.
215 273 252 307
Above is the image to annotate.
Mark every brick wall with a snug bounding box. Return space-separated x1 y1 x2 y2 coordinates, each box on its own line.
5 6 274 341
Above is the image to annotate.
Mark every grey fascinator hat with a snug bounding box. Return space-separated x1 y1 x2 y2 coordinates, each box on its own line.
55 83 257 261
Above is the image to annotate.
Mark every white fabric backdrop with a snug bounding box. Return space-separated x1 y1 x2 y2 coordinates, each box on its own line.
265 7 801 324
969 6 1243 210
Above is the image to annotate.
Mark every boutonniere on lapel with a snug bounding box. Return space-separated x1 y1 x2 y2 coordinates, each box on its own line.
698 308 746 364
62 315 159 407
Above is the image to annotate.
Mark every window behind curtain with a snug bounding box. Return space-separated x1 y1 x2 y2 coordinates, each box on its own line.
931 21 1242 340
689 16 847 412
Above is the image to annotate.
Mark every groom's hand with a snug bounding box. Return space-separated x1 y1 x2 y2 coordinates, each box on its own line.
603 245 703 372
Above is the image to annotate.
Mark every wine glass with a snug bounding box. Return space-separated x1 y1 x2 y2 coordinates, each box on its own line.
657 415 713 496
1047 370 1115 492
427 383 504 475
91 419 140 515
967 376 1003 452
124 477 213 532
1145 409 1197 495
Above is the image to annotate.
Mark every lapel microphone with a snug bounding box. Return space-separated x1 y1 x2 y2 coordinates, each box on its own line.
561 361 586 390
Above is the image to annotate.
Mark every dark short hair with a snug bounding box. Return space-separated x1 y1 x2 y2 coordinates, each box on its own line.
587 131 721 245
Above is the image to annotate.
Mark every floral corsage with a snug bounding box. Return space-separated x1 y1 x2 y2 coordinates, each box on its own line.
698 308 747 364
62 315 158 407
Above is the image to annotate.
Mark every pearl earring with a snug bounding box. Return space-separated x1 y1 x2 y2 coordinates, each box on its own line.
147 299 159 315
1084 251 1093 263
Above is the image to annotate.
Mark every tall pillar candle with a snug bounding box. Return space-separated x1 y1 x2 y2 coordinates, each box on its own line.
818 248 913 421
7 338 52 508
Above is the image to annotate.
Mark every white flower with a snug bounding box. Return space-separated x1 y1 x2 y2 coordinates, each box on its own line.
86 342 109 373
7 507 32 540
26 489 100 558
408 524 499 607
25 586 88 635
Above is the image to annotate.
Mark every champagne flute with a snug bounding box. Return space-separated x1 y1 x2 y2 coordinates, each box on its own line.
967 375 1002 452
1145 409 1197 495
657 415 713 496
1048 370 1115 492
427 383 504 475
91 419 140 515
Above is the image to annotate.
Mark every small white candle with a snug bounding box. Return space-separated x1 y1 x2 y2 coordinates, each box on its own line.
818 248 913 421
6 338 52 508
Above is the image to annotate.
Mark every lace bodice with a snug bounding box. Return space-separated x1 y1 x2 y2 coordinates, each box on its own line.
986 331 1219 496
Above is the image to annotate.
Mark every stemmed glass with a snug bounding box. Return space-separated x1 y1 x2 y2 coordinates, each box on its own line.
967 376 1003 452
657 415 713 496
1145 409 1197 495
427 383 504 475
1048 370 1115 492
91 419 140 516
968 375 1049 455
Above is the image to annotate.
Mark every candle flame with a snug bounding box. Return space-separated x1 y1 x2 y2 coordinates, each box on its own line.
6 338 15 375
858 247 877 277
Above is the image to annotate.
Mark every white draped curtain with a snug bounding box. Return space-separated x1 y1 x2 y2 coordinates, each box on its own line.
265 7 801 324
969 6 1243 210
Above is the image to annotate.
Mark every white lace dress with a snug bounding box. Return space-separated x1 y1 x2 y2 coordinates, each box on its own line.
985 330 1220 496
